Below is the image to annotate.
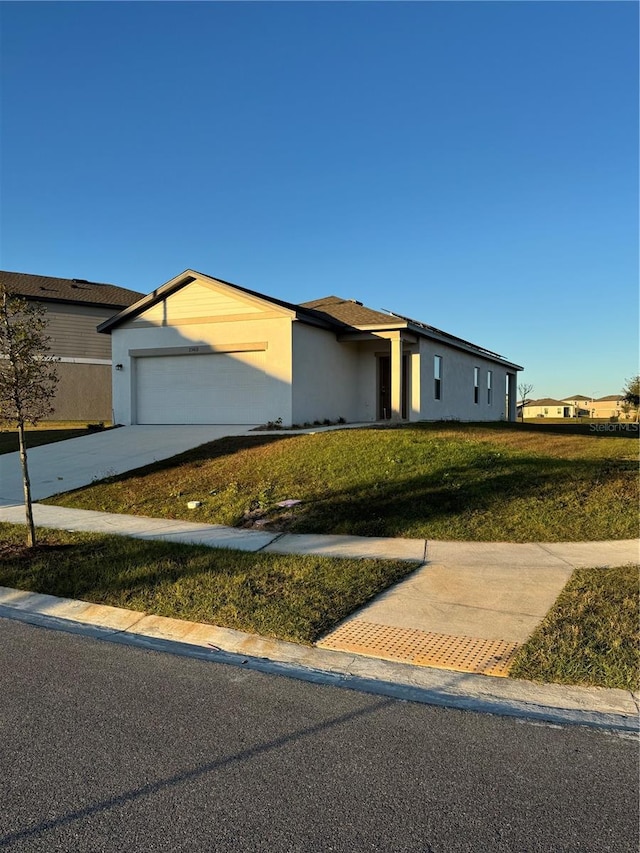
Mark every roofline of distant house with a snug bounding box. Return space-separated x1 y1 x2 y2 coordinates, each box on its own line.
1 270 142 309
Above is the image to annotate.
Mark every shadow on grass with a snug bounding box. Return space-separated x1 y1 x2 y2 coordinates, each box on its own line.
0 535 236 601
44 424 639 542
0 528 418 643
445 420 640 439
285 453 638 540
46 432 303 498
0 428 92 455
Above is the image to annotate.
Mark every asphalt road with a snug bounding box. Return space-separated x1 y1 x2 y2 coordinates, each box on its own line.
1 618 637 853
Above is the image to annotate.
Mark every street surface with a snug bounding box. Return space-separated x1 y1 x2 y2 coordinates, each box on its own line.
1 618 637 852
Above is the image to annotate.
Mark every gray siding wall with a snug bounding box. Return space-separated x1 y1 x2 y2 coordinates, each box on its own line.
34 301 119 420
41 303 119 359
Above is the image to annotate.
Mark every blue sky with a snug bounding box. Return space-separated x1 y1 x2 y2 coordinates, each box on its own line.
1 1 637 400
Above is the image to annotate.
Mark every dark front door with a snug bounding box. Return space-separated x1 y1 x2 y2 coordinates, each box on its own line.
378 355 408 419
378 356 391 419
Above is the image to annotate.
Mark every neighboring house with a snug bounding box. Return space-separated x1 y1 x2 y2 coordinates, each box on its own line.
520 398 574 419
99 269 522 426
561 394 591 417
1 271 144 421
588 395 625 419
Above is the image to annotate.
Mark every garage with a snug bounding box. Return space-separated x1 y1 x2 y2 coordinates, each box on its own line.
134 350 270 424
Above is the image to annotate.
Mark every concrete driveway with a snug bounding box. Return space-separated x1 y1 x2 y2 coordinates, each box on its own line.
0 425 258 504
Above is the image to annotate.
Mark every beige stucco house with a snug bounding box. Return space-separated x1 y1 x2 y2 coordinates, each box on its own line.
2 271 143 421
520 398 574 419
99 269 523 426
588 395 625 419
561 394 591 417
521 393 629 420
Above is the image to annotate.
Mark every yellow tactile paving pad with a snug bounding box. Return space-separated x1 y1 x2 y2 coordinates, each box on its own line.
317 620 521 677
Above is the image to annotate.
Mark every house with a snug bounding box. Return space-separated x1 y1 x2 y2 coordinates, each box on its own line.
98 269 523 426
561 394 591 417
588 395 625 419
519 398 574 419
1 271 144 421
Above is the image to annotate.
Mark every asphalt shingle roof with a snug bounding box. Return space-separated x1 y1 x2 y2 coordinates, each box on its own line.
1 271 144 309
299 295 398 326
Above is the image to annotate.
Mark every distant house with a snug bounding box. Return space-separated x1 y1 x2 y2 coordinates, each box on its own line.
561 394 591 417
1 271 143 421
98 269 523 426
520 398 574 419
519 393 628 420
588 395 625 419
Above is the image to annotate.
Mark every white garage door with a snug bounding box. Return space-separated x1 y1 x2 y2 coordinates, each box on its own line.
135 352 270 424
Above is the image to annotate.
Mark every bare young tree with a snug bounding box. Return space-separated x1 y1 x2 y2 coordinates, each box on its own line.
0 285 59 546
517 382 534 422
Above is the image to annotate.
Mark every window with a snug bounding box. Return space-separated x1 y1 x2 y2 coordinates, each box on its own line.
487 370 493 405
434 355 442 400
544 408 549 414
473 367 479 404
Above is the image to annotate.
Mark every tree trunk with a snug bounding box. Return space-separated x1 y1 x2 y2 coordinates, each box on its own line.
17 420 36 547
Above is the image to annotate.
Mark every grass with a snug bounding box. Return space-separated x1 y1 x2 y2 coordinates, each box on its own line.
2 523 636 690
510 564 640 691
47 421 639 542
0 422 110 455
0 523 414 644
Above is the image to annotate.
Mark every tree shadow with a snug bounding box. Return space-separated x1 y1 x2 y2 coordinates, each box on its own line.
53 432 302 495
285 453 637 538
0 695 395 849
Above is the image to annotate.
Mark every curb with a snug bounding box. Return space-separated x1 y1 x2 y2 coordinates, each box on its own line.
1 587 637 734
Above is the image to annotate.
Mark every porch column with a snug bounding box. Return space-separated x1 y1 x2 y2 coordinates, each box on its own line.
390 332 403 421
507 373 517 422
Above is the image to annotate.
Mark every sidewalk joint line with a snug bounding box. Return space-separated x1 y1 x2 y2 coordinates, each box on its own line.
254 532 285 553
535 543 576 568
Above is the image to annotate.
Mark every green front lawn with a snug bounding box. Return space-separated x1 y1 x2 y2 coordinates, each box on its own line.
0 423 108 455
0 523 413 644
46 422 639 542
510 564 640 690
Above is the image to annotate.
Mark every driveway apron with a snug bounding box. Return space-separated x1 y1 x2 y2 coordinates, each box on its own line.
0 425 257 503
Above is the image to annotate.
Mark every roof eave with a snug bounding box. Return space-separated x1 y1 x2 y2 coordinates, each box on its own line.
25 294 135 311
98 269 341 334
404 322 522 369
292 313 348 332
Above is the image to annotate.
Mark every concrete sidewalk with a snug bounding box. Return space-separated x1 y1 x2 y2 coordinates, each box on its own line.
1 502 638 729
1 504 637 650
0 502 427 561
0 425 258 503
